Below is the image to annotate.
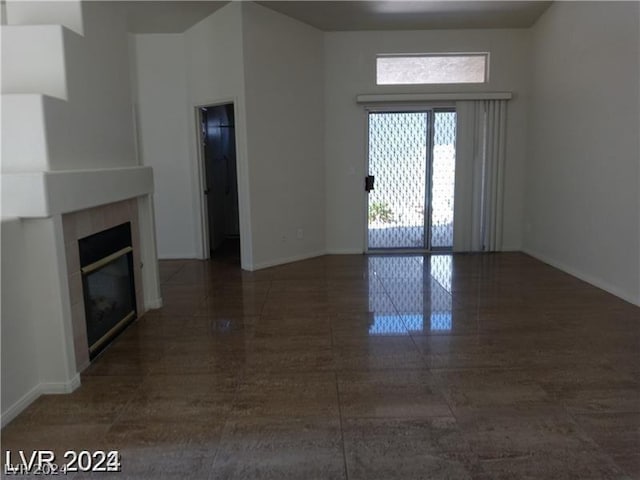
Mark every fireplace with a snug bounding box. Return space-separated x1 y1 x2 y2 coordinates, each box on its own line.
79 222 137 359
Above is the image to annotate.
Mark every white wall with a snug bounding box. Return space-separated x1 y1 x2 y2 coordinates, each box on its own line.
185 2 251 266
131 3 252 263
324 29 531 253
1 25 69 100
132 2 326 269
48 2 137 170
1 219 39 425
241 2 325 268
185 3 246 107
1 216 80 427
5 0 84 35
2 2 137 173
132 34 197 258
524 2 640 305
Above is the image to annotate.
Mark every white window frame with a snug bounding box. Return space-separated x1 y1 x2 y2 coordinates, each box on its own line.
376 53 490 86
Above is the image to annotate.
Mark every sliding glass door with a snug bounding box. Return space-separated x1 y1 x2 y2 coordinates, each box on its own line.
366 109 456 251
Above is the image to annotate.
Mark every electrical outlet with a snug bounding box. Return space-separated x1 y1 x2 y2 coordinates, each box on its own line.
281 234 287 243
297 228 304 239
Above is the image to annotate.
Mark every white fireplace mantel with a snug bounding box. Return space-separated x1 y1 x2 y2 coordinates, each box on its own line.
1 165 153 218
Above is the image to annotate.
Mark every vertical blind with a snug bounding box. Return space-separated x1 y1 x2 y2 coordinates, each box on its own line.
453 99 508 252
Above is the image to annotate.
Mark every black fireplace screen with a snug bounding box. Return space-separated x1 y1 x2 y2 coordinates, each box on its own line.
79 223 137 359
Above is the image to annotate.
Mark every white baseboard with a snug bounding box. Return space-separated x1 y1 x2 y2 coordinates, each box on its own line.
523 248 640 307
157 254 199 260
1 384 41 428
40 374 81 394
1 374 81 428
251 251 326 271
325 248 364 255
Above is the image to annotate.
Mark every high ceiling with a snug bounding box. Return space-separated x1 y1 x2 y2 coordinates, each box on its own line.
124 1 552 34
124 1 227 33
256 1 552 31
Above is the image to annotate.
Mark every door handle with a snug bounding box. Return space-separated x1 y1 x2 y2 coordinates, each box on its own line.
365 175 375 192
204 189 210 195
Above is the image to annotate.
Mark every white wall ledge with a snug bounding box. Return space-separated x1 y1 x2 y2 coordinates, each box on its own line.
356 92 513 104
1 166 153 218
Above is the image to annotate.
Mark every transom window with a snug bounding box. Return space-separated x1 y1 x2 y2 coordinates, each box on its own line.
376 53 488 85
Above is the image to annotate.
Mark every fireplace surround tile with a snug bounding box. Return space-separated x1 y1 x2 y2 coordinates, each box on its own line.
71 301 90 371
68 271 83 306
65 239 80 274
62 213 77 240
62 198 145 371
75 210 93 240
90 206 106 233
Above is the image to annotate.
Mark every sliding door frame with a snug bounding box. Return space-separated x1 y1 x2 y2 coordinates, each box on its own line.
363 103 456 253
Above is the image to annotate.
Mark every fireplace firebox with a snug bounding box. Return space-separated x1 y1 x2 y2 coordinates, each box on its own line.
79 222 137 360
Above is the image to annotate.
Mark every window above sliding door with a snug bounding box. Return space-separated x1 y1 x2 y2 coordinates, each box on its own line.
376 53 488 85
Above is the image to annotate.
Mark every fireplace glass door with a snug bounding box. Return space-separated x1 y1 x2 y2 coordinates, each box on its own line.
83 251 136 356
79 222 137 359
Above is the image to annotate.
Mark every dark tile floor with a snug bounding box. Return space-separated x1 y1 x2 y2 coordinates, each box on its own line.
2 252 639 479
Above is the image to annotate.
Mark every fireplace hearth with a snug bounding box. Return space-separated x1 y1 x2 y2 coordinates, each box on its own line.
79 222 137 359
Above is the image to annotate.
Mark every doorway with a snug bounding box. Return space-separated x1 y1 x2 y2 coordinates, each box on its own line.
366 109 456 251
199 103 240 263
